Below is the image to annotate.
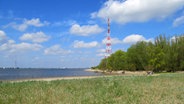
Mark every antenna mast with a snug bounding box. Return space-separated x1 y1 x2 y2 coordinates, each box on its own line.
105 18 112 58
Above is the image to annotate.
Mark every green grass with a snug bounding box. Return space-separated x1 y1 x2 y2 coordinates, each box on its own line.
0 73 184 104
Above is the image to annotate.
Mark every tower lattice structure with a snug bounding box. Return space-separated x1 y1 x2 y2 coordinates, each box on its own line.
105 18 112 58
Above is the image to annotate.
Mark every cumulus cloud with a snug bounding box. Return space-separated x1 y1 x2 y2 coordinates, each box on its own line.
92 0 184 24
0 40 42 53
44 45 72 55
73 40 98 48
25 18 48 27
170 36 177 41
170 35 184 41
11 43 42 52
20 31 50 43
70 24 104 36
52 20 77 27
0 40 15 51
102 34 153 45
102 37 122 44
123 34 153 44
0 30 7 44
4 18 49 31
173 15 184 27
0 30 42 53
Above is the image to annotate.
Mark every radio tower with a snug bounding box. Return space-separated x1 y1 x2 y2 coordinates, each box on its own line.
105 18 112 58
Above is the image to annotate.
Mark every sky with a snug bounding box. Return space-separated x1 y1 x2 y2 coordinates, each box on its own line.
0 0 184 68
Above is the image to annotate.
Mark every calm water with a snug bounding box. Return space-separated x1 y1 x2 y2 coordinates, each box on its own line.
0 68 102 81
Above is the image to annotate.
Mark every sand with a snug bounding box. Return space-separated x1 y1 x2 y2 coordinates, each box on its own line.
6 69 163 83
7 75 108 83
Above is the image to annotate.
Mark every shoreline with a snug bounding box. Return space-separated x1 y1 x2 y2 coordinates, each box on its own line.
85 68 148 75
4 69 183 83
5 76 107 83
3 70 148 83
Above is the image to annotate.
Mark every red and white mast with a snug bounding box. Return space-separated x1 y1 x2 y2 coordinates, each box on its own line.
105 18 112 58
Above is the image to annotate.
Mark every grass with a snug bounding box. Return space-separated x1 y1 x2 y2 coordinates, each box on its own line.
0 73 184 104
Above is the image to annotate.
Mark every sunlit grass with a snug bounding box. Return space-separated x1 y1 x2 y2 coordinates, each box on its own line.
0 73 183 104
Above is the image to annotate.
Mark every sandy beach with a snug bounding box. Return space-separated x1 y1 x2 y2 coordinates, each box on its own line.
6 69 167 83
7 75 107 83
85 68 149 75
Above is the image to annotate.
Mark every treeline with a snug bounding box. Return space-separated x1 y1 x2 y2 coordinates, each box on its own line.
96 35 184 72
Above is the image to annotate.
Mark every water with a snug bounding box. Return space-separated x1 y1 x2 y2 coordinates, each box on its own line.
0 68 102 81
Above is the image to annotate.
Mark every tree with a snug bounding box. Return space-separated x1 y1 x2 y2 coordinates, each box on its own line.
146 42 155 71
152 35 168 72
98 58 107 71
127 41 149 71
111 50 127 70
97 34 184 72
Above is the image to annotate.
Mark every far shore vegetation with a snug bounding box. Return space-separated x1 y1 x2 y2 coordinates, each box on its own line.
94 35 184 73
0 73 183 104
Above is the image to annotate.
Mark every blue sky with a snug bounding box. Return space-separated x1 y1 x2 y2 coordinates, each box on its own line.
0 0 184 68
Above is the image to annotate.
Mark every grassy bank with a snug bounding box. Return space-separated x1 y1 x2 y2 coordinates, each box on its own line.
0 73 184 104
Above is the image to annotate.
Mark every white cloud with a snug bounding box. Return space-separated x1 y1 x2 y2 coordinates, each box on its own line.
170 35 184 41
96 49 106 57
102 34 153 45
11 43 42 52
0 40 15 51
0 31 43 53
170 36 178 42
0 30 7 44
70 24 104 36
123 34 153 44
13 22 28 32
73 40 98 48
102 37 122 44
4 18 49 31
92 0 184 24
0 40 42 53
52 20 77 27
44 45 72 55
25 18 49 27
20 31 50 43
111 38 122 44
173 15 184 27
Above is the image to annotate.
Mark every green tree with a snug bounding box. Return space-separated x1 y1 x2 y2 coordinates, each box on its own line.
97 34 184 72
97 50 127 71
146 42 155 71
98 58 107 71
152 35 168 72
111 50 127 70
127 41 149 71
169 35 184 71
